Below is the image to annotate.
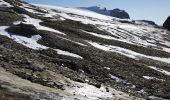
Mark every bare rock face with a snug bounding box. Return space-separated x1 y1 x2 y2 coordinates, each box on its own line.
163 16 170 31
109 8 130 19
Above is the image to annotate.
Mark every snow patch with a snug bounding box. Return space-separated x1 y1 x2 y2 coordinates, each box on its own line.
0 26 48 50
118 24 138 30
12 35 48 50
110 75 123 82
88 41 136 59
65 81 134 100
82 30 116 40
163 47 170 53
0 0 13 7
56 35 87 46
148 66 170 76
22 15 66 35
55 49 83 59
104 67 110 70
88 41 170 64
143 76 164 81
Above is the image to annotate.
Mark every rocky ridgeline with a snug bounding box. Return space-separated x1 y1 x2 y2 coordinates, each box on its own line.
81 6 130 19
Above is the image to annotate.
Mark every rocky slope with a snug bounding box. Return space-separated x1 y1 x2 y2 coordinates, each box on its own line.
0 0 170 100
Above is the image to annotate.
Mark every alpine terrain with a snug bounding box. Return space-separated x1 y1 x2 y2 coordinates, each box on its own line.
0 0 170 100
80 6 130 19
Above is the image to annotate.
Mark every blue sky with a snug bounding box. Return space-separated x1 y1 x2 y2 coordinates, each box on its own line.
25 0 170 25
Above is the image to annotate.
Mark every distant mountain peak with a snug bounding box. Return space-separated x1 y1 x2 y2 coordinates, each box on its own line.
80 5 109 16
80 6 130 19
112 8 124 12
85 5 107 11
96 4 107 11
109 8 130 19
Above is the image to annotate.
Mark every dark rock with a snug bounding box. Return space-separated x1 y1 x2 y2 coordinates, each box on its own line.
163 16 170 31
6 23 39 37
140 20 157 26
109 8 130 19
0 10 21 26
106 87 109 92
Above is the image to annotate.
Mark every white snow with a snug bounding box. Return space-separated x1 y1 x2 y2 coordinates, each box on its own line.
67 83 112 100
30 3 170 52
0 26 48 50
56 35 87 46
88 41 170 64
65 81 134 100
33 4 113 21
55 49 83 59
110 74 123 82
82 30 116 40
21 15 66 35
118 24 138 30
148 66 170 76
163 48 170 53
143 76 164 81
161 41 170 47
0 0 13 7
143 76 155 80
12 35 48 50
88 41 136 59
82 29 135 45
104 67 110 70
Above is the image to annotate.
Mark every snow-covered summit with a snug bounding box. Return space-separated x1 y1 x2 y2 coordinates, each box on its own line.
80 5 109 16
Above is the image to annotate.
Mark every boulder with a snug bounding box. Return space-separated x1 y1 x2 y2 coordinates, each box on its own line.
6 23 39 37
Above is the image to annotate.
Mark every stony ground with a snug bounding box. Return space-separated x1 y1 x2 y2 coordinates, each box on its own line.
0 0 170 100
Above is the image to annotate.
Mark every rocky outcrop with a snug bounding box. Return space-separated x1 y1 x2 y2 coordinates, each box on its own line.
109 8 130 19
163 16 170 31
7 23 39 37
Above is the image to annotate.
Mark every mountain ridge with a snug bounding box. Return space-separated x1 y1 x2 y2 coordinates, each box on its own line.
80 5 130 19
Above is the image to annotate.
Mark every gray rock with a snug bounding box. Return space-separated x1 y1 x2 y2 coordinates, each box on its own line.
163 16 170 31
109 8 130 19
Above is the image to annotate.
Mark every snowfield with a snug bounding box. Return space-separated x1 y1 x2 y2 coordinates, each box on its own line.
33 4 113 20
